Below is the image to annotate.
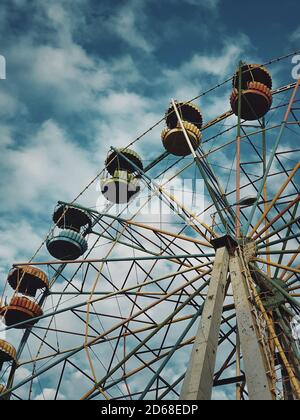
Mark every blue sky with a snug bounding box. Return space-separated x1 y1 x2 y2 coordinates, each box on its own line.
0 0 299 216
0 0 300 400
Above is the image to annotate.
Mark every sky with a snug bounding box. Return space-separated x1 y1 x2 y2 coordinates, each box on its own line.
0 0 300 400
0 0 299 266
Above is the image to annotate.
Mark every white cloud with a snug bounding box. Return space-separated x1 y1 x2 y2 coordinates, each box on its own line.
168 0 220 9
212 389 231 400
105 0 154 53
9 41 112 115
0 120 97 213
160 36 251 101
0 220 42 266
34 387 66 400
184 0 220 8
99 91 149 116
0 90 26 118
0 125 14 149
7 41 145 121
291 26 300 41
166 35 250 80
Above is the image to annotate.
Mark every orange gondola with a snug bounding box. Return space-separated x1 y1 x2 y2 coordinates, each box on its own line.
0 296 43 329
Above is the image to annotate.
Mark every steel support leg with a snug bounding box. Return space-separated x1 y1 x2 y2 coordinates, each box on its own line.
229 253 274 400
180 246 230 400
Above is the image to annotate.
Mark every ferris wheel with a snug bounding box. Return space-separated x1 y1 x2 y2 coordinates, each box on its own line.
0 52 300 401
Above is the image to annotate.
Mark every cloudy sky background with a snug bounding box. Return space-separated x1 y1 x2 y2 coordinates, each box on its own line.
0 0 300 400
1 0 300 271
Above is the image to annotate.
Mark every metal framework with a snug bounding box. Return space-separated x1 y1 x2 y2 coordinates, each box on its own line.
0 51 300 400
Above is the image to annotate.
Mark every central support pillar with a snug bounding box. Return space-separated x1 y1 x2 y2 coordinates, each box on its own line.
180 244 230 400
229 252 274 400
